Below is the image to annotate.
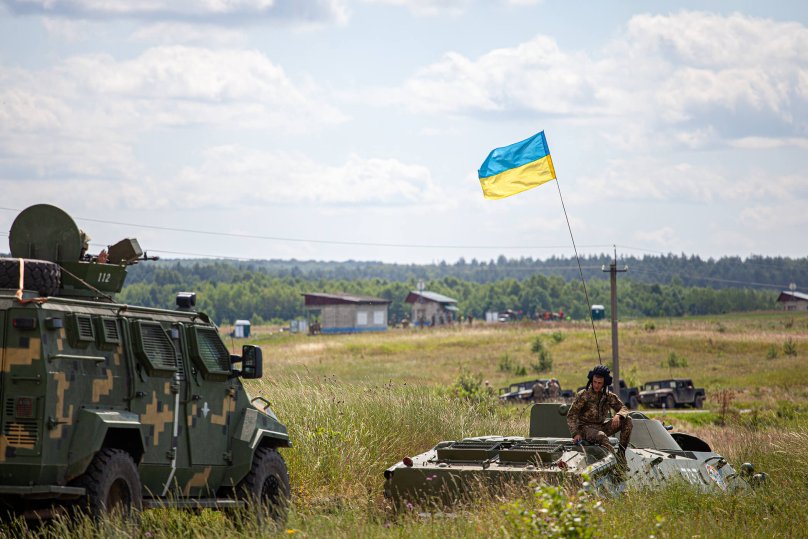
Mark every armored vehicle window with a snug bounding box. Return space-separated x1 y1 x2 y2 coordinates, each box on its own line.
130 321 177 376
67 314 95 346
188 326 231 379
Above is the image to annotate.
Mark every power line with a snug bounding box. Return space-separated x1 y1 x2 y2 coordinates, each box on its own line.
0 205 615 251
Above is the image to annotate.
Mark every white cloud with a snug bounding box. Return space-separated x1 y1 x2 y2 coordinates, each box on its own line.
0 146 450 216
166 146 448 208
130 23 247 46
360 0 541 16
0 46 345 178
389 11 808 148
388 36 594 114
738 201 808 231
577 158 808 205
360 0 469 17
1 0 349 24
633 226 679 248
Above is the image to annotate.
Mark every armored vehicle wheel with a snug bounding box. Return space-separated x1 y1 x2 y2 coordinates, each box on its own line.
74 448 142 519
665 395 675 410
0 258 60 296
239 448 290 523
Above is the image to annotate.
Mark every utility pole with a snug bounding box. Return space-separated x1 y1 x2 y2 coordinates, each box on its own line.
602 246 628 392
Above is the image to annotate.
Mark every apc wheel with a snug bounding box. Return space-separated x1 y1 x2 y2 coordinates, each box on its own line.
665 395 675 410
239 448 291 524
628 395 639 410
75 448 142 519
0 258 60 296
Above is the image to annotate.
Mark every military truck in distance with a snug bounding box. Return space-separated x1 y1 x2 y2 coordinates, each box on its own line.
0 204 291 520
499 380 574 404
574 379 640 410
639 378 706 409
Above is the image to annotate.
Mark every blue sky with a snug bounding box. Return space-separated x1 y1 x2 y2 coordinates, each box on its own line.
1 0 807 263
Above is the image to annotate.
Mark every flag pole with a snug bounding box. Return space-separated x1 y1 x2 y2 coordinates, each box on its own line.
553 178 603 365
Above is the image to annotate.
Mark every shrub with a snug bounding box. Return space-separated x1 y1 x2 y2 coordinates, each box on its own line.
530 336 553 373
643 320 656 331
530 336 545 354
784 338 797 357
499 353 514 372
664 352 688 368
532 350 553 373
550 331 566 343
450 368 495 406
766 345 779 360
501 482 602 538
500 353 527 375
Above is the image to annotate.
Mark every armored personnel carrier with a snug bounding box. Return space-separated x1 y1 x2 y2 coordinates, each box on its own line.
384 403 764 506
0 204 290 520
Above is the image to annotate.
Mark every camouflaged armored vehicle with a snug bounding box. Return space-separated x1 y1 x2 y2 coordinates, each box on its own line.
384 402 764 506
0 204 290 520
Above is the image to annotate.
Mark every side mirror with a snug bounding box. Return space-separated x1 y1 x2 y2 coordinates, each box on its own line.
240 345 263 379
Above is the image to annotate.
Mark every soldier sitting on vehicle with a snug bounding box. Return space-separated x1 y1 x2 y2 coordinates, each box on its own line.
566 365 632 465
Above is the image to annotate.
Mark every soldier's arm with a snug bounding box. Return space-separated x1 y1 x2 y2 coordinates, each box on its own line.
609 393 629 418
566 392 585 436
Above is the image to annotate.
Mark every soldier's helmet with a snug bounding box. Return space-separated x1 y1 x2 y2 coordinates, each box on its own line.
586 364 613 390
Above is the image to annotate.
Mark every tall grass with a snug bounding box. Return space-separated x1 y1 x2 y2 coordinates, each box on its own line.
4 312 808 537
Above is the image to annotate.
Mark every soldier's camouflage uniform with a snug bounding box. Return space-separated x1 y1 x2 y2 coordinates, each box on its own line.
532 382 546 403
566 387 632 452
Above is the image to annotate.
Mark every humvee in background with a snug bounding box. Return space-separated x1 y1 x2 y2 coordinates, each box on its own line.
639 378 706 409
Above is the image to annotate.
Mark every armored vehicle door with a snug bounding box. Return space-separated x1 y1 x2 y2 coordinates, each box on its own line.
182 325 237 469
125 318 181 495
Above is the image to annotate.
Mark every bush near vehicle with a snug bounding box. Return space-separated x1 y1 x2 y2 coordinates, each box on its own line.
639 378 706 409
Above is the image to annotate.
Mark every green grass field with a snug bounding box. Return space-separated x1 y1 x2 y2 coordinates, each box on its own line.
10 311 808 537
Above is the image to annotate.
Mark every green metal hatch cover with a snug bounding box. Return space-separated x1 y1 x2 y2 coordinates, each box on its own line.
9 204 82 263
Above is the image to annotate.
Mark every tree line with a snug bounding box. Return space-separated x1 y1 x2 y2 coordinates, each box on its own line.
117 257 779 325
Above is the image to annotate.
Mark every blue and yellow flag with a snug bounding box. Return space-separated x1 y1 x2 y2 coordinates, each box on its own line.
478 131 556 200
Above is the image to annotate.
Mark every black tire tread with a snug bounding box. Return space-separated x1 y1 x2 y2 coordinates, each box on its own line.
239 448 291 522
74 448 142 517
0 258 60 296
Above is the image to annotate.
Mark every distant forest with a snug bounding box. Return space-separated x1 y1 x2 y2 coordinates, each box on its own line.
115 254 802 325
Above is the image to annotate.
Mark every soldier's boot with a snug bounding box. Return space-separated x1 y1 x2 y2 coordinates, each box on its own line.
613 445 629 481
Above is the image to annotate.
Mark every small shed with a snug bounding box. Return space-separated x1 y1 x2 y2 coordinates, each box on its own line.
776 290 808 311
233 319 251 338
303 293 391 334
591 305 605 320
405 290 458 327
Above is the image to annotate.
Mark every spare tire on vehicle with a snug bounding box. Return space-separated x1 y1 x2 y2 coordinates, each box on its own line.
0 258 61 296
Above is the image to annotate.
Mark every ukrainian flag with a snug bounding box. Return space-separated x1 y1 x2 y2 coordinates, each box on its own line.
478 131 556 200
